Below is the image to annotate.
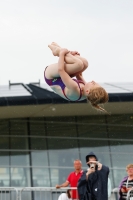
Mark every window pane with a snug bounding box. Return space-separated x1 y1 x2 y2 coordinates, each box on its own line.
0 152 9 165
30 138 47 150
0 168 9 186
113 168 127 188
77 115 107 138
9 119 28 135
110 142 133 153
0 137 9 149
10 137 28 149
10 152 30 166
32 168 50 187
48 138 79 167
0 120 9 135
50 168 59 187
30 118 46 136
46 116 77 137
11 167 31 187
31 151 48 166
51 168 72 187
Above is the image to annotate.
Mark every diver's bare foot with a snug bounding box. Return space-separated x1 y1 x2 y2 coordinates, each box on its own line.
48 44 60 56
51 42 61 48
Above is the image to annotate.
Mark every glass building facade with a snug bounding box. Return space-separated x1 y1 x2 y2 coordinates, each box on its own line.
0 114 133 191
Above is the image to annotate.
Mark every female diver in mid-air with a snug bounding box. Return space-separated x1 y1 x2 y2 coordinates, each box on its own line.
44 42 109 113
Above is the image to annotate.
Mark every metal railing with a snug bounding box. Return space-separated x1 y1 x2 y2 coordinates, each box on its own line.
19 187 78 200
111 188 119 200
0 187 77 200
112 187 133 200
0 187 132 200
127 188 133 200
0 187 19 200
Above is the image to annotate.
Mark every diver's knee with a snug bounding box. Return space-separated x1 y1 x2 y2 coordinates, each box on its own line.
84 60 89 69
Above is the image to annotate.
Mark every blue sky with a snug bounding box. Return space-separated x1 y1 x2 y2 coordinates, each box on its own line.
0 0 133 85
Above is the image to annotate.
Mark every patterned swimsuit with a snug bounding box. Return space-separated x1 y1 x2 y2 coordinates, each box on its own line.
44 67 84 101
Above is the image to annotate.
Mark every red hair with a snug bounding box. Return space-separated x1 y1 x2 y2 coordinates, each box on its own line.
87 87 109 114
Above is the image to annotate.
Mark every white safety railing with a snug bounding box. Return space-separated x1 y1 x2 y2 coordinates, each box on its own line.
19 187 78 200
18 187 120 200
111 187 133 200
127 188 133 200
111 188 119 200
0 187 19 200
1 187 132 200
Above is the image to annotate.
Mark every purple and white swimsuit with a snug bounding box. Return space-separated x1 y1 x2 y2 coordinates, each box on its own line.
44 67 84 101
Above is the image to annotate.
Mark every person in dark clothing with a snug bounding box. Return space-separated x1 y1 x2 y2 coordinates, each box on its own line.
77 152 109 200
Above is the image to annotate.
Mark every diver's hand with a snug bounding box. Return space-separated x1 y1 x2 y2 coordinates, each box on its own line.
60 49 70 56
70 51 80 56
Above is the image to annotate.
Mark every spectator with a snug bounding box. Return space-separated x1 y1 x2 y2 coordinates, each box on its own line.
78 152 109 200
119 164 133 200
58 189 72 200
56 159 83 200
